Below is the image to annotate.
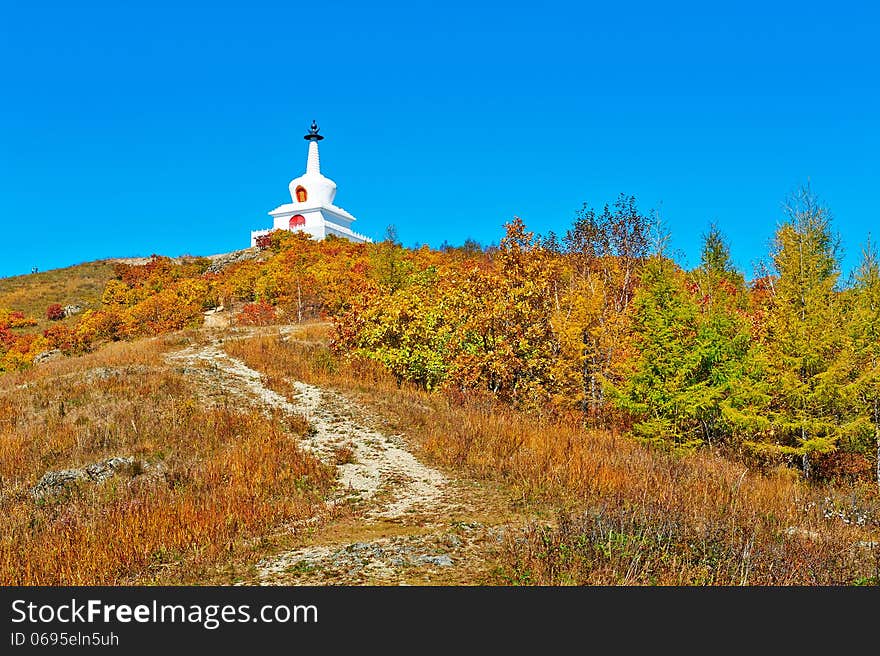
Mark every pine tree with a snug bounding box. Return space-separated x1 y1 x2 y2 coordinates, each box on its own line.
611 225 755 449
841 239 880 485
610 256 705 448
698 223 741 283
690 224 756 447
753 186 846 476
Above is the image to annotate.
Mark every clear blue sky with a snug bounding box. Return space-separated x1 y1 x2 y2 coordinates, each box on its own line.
2 0 878 280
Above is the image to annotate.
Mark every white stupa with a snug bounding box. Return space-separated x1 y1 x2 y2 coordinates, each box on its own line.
250 121 371 246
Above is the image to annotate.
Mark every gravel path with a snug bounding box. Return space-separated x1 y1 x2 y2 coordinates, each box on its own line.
166 333 511 585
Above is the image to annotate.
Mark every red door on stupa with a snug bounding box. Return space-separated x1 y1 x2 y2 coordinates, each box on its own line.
289 215 306 228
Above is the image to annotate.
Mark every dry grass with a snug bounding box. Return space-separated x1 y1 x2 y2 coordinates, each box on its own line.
223 329 880 585
0 260 115 331
0 335 332 585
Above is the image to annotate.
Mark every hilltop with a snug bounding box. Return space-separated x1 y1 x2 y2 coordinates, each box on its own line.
0 247 266 328
0 260 114 333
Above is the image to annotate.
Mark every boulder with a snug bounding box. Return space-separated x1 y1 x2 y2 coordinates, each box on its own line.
31 456 141 501
33 349 62 364
205 248 261 274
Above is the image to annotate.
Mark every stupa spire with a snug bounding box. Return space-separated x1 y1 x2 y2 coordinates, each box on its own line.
304 120 323 175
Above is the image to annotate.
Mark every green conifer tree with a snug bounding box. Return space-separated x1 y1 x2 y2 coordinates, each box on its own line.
841 239 880 485
753 186 846 477
611 256 703 447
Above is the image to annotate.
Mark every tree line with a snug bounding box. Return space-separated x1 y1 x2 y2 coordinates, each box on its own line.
335 186 880 483
1 184 877 483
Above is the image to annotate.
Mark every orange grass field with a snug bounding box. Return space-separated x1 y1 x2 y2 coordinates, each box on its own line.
225 328 880 585
0 334 332 585
2 323 879 585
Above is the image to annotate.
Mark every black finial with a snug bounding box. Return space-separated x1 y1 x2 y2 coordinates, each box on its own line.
304 120 324 141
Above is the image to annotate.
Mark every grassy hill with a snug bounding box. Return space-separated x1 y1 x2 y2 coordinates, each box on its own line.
1 227 880 585
4 321 877 585
0 260 116 331
0 330 332 585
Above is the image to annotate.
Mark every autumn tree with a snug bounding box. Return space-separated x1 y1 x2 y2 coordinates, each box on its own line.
752 186 846 476
840 239 880 485
340 267 452 389
443 217 563 408
236 300 277 326
558 194 653 424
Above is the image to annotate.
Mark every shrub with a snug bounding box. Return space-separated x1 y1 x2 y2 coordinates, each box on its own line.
46 303 65 321
43 323 76 353
236 300 277 326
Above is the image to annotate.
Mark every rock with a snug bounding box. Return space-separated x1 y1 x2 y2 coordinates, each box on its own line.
784 526 821 542
31 469 87 497
202 304 232 328
31 456 141 500
205 248 261 274
445 533 463 549
203 312 231 328
84 456 139 482
63 304 83 316
418 554 453 567
87 367 119 381
33 349 62 364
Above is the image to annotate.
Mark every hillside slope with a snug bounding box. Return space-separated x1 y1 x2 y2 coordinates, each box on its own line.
172 327 526 585
2 321 880 585
0 322 526 585
0 260 115 331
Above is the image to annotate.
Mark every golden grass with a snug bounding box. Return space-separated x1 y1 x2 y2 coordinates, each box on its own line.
0 260 115 331
0 335 332 585
223 329 880 585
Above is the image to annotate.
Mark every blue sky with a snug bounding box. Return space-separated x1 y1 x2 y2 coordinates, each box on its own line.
1 0 878 280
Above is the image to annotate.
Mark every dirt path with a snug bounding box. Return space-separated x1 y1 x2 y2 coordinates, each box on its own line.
167 331 524 585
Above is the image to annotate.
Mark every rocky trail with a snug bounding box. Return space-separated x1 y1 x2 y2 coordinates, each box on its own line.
166 329 528 585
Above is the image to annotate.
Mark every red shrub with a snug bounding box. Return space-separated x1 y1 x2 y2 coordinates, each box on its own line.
0 326 15 347
46 303 65 321
236 301 276 326
813 451 875 483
